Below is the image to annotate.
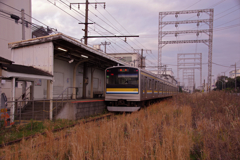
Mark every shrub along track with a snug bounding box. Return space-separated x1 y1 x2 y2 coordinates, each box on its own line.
0 113 113 148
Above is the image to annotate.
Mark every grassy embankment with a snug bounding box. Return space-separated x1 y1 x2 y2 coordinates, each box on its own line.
0 91 239 159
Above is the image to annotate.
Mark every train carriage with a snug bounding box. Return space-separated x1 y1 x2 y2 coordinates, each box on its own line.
105 66 178 112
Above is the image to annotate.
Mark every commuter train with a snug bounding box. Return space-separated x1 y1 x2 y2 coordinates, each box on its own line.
105 66 178 112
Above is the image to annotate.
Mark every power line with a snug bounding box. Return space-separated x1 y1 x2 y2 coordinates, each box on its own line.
214 7 240 21
208 0 226 8
58 0 135 52
60 0 159 63
94 0 147 49
53 0 134 53
183 0 202 10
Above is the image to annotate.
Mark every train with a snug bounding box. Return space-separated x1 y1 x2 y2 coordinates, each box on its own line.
105 66 178 112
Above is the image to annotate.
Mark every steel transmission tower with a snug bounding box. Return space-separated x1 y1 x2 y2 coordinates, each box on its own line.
182 69 195 91
177 53 202 89
158 9 214 91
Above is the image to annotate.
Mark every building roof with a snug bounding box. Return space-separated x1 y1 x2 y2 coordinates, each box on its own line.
1 64 53 77
0 56 14 64
8 33 128 68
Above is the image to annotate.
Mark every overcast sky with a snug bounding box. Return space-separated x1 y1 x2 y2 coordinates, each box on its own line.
32 0 240 87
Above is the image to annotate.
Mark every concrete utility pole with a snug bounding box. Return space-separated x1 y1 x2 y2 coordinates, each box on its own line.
141 49 143 69
101 41 111 53
84 0 88 45
21 9 25 40
134 49 151 69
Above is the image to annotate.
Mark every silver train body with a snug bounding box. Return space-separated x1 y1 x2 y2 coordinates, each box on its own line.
105 66 178 112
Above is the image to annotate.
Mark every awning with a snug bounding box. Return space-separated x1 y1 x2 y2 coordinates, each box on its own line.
1 64 53 81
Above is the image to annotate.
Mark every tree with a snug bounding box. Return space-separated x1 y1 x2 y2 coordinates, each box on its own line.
216 76 240 92
179 86 183 92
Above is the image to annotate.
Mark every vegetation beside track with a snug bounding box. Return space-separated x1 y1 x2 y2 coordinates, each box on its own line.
174 91 240 160
0 91 239 160
0 112 109 145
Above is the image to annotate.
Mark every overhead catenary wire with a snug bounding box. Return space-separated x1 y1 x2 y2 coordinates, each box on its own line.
0 0 158 65
62 0 158 63
94 0 148 50
183 0 202 10
57 0 136 53
51 0 134 53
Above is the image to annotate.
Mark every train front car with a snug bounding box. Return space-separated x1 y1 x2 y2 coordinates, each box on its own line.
105 66 140 112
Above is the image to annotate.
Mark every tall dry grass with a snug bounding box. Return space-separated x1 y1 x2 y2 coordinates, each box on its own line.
0 101 193 160
2 91 237 160
173 91 240 160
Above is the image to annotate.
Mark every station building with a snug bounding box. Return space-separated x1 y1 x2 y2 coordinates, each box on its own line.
1 33 127 122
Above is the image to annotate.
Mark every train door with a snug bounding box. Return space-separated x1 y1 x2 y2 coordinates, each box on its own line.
148 78 151 99
144 76 147 99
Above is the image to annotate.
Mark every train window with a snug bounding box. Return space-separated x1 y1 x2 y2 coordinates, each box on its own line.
155 81 157 90
145 77 147 88
106 68 139 88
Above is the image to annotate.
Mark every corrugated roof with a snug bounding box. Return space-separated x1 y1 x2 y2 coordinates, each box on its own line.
1 64 53 77
8 33 128 66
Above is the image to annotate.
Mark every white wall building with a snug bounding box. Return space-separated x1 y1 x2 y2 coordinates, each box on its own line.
229 69 240 78
0 0 32 60
0 0 32 100
107 53 145 69
150 70 174 77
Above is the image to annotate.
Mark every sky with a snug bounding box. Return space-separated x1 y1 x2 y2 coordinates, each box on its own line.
31 0 240 88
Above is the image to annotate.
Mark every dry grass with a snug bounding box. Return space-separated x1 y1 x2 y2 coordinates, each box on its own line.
173 91 240 160
0 101 192 160
1 91 239 160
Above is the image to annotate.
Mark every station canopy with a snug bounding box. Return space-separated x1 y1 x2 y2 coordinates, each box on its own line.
8 33 128 70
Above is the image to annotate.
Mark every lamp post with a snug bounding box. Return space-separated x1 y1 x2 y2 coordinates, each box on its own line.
231 63 237 92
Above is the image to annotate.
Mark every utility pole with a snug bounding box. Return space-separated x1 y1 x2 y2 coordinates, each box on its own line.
134 49 151 69
141 49 143 69
70 1 106 45
101 41 111 53
21 9 25 40
84 1 88 45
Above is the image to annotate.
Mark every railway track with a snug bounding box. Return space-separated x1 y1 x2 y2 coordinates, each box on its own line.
0 113 113 148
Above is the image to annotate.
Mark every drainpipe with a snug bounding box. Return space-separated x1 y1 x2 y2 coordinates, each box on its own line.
10 77 16 123
73 59 88 99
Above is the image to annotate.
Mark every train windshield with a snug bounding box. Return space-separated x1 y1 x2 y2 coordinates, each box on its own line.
106 68 139 88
